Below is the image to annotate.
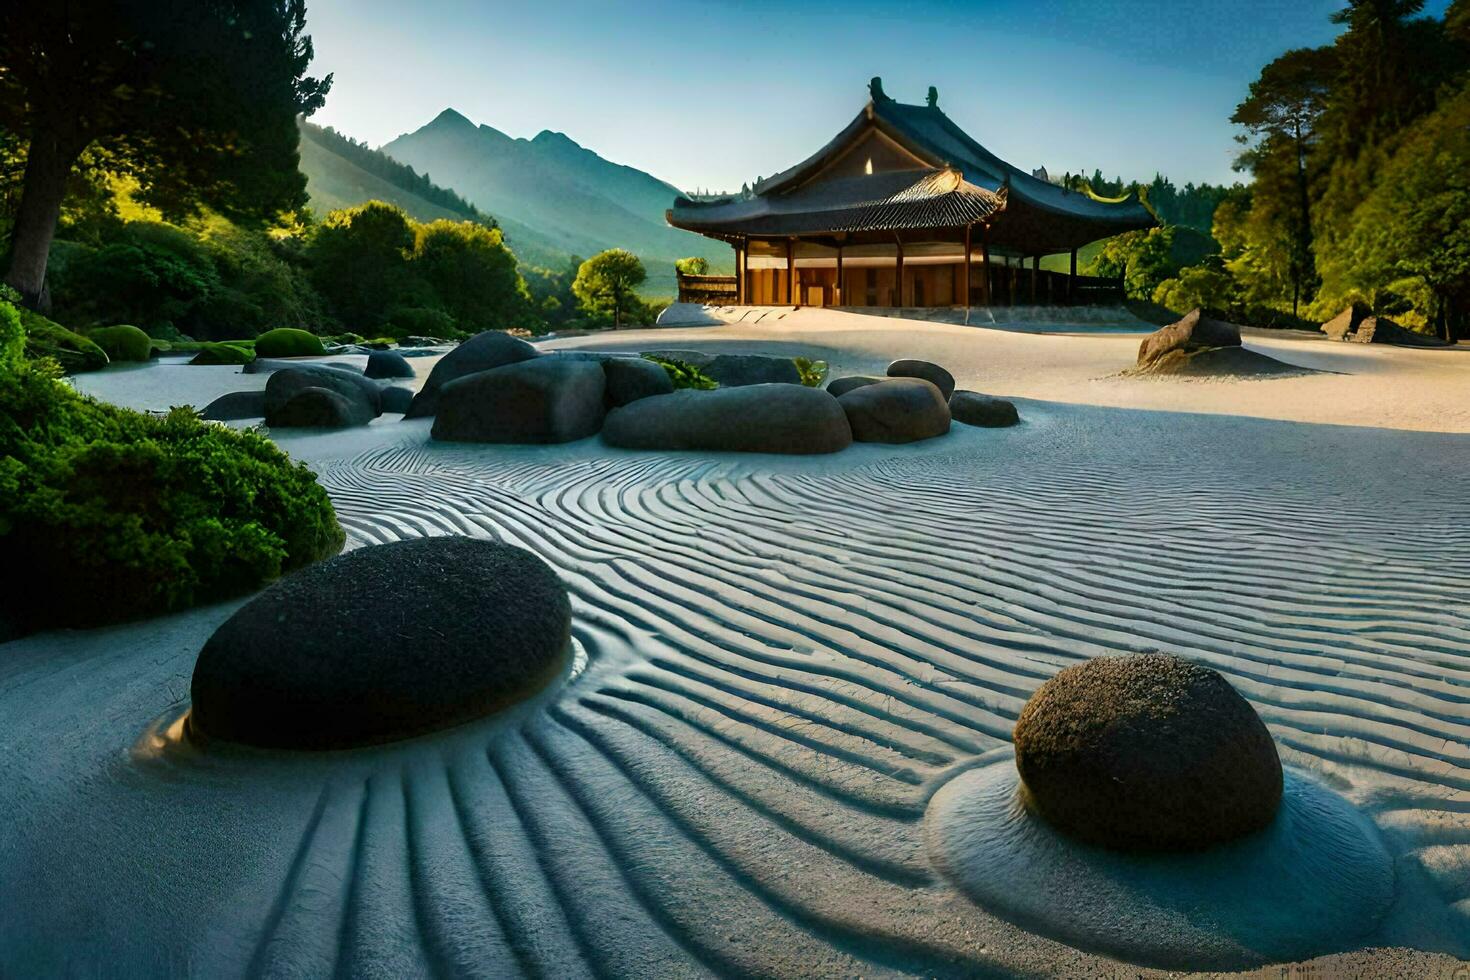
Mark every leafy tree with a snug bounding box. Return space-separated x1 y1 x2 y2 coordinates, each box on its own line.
1152 263 1236 315
1082 227 1212 301
413 220 528 332
573 249 646 329
0 0 330 308
1231 46 1336 315
308 201 422 328
675 256 709 276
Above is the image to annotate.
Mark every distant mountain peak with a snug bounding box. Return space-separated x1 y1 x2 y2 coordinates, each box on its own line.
532 129 578 147
429 107 475 129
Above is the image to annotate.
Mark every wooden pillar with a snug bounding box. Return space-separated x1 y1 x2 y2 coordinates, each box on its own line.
1030 254 1038 305
836 244 844 307
735 239 746 305
963 223 973 317
979 224 992 306
894 235 905 308
1068 248 1078 305
786 237 797 308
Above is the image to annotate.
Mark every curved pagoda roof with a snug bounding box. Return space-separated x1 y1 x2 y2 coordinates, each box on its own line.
668 79 1157 256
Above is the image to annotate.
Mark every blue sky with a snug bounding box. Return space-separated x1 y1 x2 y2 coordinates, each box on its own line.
305 0 1452 193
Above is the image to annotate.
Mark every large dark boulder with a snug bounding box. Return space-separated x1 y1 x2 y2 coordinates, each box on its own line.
266 386 372 428
406 331 539 417
200 389 267 421
1321 303 1370 341
1013 654 1283 852
263 365 382 420
1138 309 1241 368
950 390 1020 428
642 348 802 387
886 359 955 399
603 356 674 406
826 375 884 397
837 378 950 443
603 384 852 454
378 384 414 415
431 357 606 444
188 537 572 749
1353 315 1449 347
365 349 415 379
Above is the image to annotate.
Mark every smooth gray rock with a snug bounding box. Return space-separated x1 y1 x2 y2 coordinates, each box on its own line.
950 390 1020 428
826 375 884 397
603 357 675 406
189 536 571 749
1014 654 1283 852
838 378 950 443
378 385 414 415
603 384 852 454
886 359 956 399
431 358 605 444
642 349 802 387
200 390 267 421
266 387 372 428
263 365 382 420
365 349 415 379
407 331 539 417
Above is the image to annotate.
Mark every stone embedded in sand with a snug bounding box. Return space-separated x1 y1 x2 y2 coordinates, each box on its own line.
266 386 371 428
365 349 415 379
189 536 571 749
1013 654 1283 851
201 389 267 421
264 365 382 421
603 384 852 454
641 349 802 387
886 359 955 399
1138 309 1241 368
431 357 605 444
602 356 674 406
378 384 414 415
837 378 950 443
1353 315 1448 347
949 391 1019 428
406 331 539 417
826 375 884 397
1321 303 1370 341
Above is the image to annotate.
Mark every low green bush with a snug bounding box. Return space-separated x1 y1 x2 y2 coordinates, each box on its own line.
88 324 154 362
20 308 109 373
321 332 366 347
642 354 717 390
385 306 457 340
793 357 829 387
0 353 345 633
254 327 325 358
189 342 255 365
0 302 20 369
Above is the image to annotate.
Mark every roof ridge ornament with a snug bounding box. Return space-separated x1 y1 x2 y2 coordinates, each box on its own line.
927 86 939 108
869 77 891 103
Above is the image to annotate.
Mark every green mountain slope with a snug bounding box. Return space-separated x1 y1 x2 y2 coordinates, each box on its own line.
381 109 729 292
297 121 572 272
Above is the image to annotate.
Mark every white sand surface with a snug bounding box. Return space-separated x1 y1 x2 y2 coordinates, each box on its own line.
7 312 1467 976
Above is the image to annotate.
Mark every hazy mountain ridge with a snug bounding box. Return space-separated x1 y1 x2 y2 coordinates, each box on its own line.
297 120 574 271
381 109 726 284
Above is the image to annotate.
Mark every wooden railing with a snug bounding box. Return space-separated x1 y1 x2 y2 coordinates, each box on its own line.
676 272 738 305
973 267 1125 306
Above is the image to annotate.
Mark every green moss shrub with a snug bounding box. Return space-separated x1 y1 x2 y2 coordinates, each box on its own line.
642 354 717 390
88 324 154 362
189 342 255 365
0 358 344 633
254 327 325 358
19 309 109 373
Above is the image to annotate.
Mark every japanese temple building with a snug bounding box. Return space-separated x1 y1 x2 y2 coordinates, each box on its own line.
667 79 1157 309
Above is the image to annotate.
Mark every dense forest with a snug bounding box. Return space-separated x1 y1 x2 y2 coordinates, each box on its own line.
1067 0 1469 338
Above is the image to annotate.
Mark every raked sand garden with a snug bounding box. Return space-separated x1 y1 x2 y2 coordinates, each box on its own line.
3 308 1469 977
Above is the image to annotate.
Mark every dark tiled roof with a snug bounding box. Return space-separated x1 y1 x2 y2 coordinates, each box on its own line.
667 169 1001 239
668 91 1157 251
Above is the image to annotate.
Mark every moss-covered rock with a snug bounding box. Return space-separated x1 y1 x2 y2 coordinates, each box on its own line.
19 309 109 373
189 342 255 366
253 327 325 358
87 325 153 362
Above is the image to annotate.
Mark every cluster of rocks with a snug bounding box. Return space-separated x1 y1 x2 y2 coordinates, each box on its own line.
1320 303 1449 347
198 329 1022 450
202 351 418 428
1132 308 1305 378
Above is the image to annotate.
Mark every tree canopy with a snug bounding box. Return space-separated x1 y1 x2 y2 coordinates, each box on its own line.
573 249 646 329
0 0 330 307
